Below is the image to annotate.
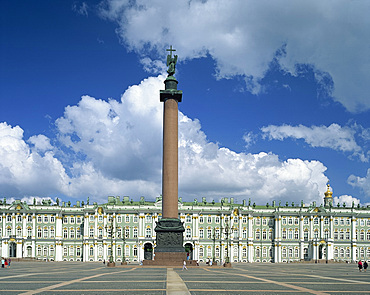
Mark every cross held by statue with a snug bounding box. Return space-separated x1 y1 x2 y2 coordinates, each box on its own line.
166 45 176 58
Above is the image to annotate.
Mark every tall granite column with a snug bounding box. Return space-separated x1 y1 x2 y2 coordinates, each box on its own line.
154 46 185 256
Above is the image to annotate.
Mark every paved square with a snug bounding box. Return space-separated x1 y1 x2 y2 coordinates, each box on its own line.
0 262 369 294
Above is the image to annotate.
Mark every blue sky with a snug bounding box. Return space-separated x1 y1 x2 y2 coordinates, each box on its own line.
1 0 369 206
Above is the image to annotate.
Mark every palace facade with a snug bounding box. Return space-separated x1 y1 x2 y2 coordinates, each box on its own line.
1 185 369 263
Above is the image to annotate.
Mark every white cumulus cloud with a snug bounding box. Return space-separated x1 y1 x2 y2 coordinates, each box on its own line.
99 0 370 113
261 123 368 161
0 75 330 204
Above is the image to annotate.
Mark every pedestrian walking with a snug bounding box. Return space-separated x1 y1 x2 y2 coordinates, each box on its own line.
1 257 4 268
182 260 188 271
8 258 11 268
364 261 368 272
358 260 363 272
5 259 8 268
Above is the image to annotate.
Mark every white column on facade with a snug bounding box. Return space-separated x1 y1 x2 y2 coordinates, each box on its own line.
351 215 357 262
12 213 15 236
320 216 324 239
274 214 281 263
299 215 304 259
247 214 253 262
55 215 63 261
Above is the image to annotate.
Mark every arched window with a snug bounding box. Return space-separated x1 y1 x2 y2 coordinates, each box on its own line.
145 227 151 238
186 228 191 238
255 248 260 257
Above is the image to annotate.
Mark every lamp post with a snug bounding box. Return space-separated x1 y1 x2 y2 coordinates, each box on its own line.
212 227 216 264
224 220 230 264
105 217 116 266
122 228 126 265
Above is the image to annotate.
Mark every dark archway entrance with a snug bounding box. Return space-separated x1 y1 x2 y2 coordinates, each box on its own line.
144 243 153 260
184 243 193 260
9 242 16 257
319 244 324 259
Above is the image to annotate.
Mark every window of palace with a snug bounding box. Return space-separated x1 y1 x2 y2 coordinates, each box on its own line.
0 229 2 237
346 231 350 240
340 218 344 225
282 229 287 239
70 217 75 224
216 247 221 257
63 217 68 224
63 229 68 238
294 230 299 239
7 227 11 236
199 247 204 257
255 230 261 240
207 228 212 239
269 230 273 240
43 216 48 223
281 248 286 258
133 215 138 223
27 228 32 238
37 216 42 223
38 247 42 256
256 248 261 257
116 215 121 223
313 217 319 225
17 227 21 237
199 216 204 223
199 229 203 239
37 228 42 238
367 219 370 226
133 246 138 257
50 216 55 223
17 215 22 222
98 246 103 257
294 218 299 225
98 215 103 222
117 247 122 257
76 247 81 256
145 227 151 238
304 217 309 225
125 228 130 238
145 215 152 223
89 228 94 238
334 231 338 239
186 228 191 238
324 230 329 239
125 215 130 223
288 248 293 258
216 216 220 223
360 231 365 240
346 218 351 226
262 230 267 240
262 247 267 257
215 228 220 239
304 231 309 241
76 216 81 223
360 219 365 226
70 229 75 239
288 218 293 225
242 216 247 223
43 228 48 238
346 248 351 257
334 218 338 225
324 217 329 225
288 230 293 239
89 247 94 256
340 231 344 240
367 230 370 240
282 218 287 225
256 218 261 225
185 215 191 223
51 228 55 238
262 218 267 226
207 216 212 223
242 229 247 239
0 216 2 222
89 215 94 222
28 215 32 222
133 228 138 238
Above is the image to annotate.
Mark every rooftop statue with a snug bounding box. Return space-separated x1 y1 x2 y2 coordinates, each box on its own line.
166 45 177 77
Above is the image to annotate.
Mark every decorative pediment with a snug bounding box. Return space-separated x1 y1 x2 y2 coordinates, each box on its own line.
8 200 29 211
308 206 327 214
